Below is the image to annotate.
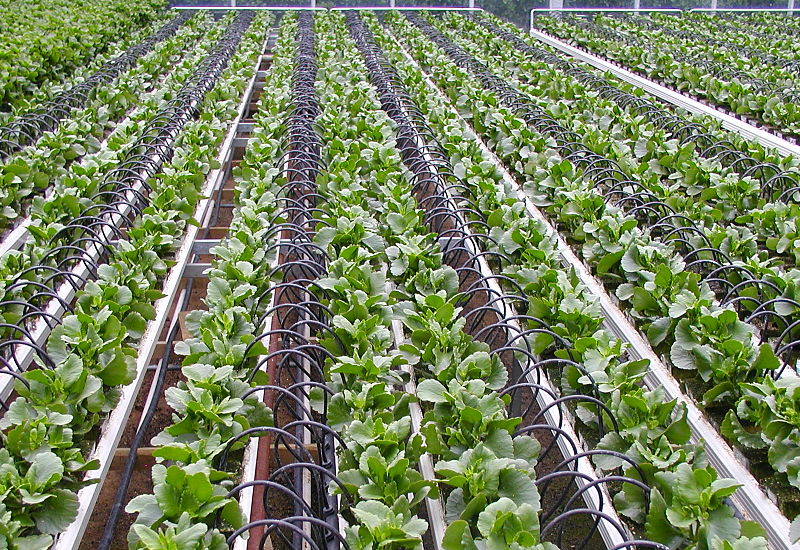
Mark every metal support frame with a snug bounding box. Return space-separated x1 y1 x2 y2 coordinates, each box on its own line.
690 6 799 11
330 6 481 9
174 5 480 11
174 6 327 10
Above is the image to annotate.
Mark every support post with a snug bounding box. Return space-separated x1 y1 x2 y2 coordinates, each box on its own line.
549 0 564 10
710 0 718 11
790 0 795 14
469 0 475 8
390 0 396 7
634 0 641 11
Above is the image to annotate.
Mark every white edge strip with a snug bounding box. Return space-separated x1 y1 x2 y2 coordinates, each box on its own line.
230 46 272 550
388 285 447 550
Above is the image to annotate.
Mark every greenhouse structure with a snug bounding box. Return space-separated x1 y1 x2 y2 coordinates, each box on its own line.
1 1 800 549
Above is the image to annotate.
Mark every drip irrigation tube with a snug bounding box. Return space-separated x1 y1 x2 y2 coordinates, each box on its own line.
348 12 667 549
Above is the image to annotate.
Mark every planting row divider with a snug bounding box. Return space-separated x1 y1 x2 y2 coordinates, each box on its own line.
528 28 800 159
386 22 795 550
235 306 274 550
378 25 629 548
50 30 269 550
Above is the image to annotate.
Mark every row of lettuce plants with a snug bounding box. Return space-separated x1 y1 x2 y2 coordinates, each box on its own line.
0 12 270 549
317 12 553 548
0 0 167 113
533 14 800 139
0 12 215 230
472 13 800 273
399 11 800 519
441 13 800 275
639 14 800 66
126 15 333 549
448 11 800 514
0 14 232 338
382 11 778 548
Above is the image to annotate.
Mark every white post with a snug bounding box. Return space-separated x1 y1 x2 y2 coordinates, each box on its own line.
468 0 475 7
549 0 563 10
790 0 795 15
710 0 718 10
634 0 641 11
310 0 315 7
390 0 395 7
230 0 235 7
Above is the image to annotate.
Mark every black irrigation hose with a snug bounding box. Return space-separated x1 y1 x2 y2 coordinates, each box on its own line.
407 13 800 372
472 15 800 203
0 12 193 158
0 12 255 409
347 13 666 549
226 14 343 550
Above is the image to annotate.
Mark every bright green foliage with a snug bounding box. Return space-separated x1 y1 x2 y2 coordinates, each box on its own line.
0 0 166 112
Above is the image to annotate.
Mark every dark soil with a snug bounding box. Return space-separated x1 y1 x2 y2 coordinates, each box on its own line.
79 456 156 550
119 369 183 448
